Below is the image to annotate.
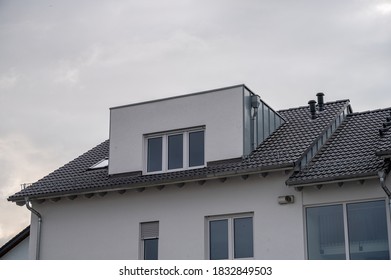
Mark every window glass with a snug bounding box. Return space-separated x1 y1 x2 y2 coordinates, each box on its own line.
168 134 183 169
189 131 204 167
147 137 162 172
144 238 158 260
347 201 389 260
234 217 253 258
306 205 345 260
209 219 228 260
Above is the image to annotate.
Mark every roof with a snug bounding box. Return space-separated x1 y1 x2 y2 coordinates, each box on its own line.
376 112 391 158
0 226 30 258
287 108 391 187
8 99 351 203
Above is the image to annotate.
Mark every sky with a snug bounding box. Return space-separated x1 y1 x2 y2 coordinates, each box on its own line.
0 0 391 247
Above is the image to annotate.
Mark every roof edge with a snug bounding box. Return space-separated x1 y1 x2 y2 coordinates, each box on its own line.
110 84 248 110
286 173 379 187
8 163 295 203
0 226 30 258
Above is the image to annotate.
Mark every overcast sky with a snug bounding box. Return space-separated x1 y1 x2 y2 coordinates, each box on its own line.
1 0 391 247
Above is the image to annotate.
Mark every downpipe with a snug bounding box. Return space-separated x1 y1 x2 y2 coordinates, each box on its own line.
251 108 258 151
25 198 42 260
378 171 391 198
378 171 391 226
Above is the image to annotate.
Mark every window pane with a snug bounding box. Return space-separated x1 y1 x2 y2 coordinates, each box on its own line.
147 137 163 172
306 205 345 260
347 200 389 260
168 134 183 169
144 238 158 260
189 131 204 167
210 219 228 260
234 217 253 258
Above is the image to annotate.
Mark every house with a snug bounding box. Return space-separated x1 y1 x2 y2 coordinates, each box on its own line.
7 84 391 260
0 226 30 260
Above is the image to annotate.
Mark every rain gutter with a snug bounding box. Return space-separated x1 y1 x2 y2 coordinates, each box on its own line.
25 198 42 260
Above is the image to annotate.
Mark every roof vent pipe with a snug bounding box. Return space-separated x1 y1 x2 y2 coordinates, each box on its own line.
316 92 325 111
308 100 317 120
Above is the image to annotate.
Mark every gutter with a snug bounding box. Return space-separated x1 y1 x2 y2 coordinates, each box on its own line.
9 163 295 203
378 171 391 198
286 174 379 188
25 198 42 260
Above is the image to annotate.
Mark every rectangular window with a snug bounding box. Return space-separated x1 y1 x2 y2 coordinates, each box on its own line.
140 221 159 260
347 201 389 260
145 127 205 173
147 137 162 172
306 205 346 260
306 200 390 260
234 217 254 258
189 131 204 167
168 134 183 169
209 219 228 260
207 214 254 260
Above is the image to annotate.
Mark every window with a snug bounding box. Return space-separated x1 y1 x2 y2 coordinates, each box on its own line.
89 158 109 169
207 214 253 260
146 128 205 173
147 138 162 172
189 131 204 167
306 200 390 260
140 221 159 260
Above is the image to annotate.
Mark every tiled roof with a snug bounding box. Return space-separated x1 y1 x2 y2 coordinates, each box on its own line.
376 112 391 157
287 108 391 186
246 100 350 167
8 100 350 202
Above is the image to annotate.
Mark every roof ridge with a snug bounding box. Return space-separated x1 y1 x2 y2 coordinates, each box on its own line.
278 99 349 113
348 107 391 116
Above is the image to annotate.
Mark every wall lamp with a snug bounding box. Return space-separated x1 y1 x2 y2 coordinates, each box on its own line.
278 195 295 205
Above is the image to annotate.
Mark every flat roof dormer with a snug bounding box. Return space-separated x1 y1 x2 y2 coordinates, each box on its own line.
108 85 283 175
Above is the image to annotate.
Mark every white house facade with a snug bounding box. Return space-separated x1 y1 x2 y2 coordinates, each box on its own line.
7 85 391 260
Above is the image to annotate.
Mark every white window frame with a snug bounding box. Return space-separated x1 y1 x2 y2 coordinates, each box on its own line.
139 221 159 260
304 199 391 260
144 127 205 174
205 212 254 260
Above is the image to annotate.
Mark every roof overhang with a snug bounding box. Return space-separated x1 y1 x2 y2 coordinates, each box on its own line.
286 173 380 188
9 163 295 205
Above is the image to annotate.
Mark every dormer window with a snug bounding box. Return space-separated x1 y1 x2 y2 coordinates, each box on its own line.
89 158 109 169
145 127 205 173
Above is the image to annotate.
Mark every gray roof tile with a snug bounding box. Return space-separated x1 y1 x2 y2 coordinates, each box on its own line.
287 108 391 186
8 100 351 202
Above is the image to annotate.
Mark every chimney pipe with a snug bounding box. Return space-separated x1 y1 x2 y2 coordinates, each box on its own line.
316 92 325 111
308 100 317 120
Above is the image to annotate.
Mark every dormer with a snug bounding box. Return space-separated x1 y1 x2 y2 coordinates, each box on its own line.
108 85 284 175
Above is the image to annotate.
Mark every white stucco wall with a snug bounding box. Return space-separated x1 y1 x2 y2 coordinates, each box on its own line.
29 171 305 260
1 236 29 260
27 175 391 260
109 86 245 175
302 178 391 208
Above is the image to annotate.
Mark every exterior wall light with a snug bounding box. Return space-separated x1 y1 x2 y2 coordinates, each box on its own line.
278 195 294 205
